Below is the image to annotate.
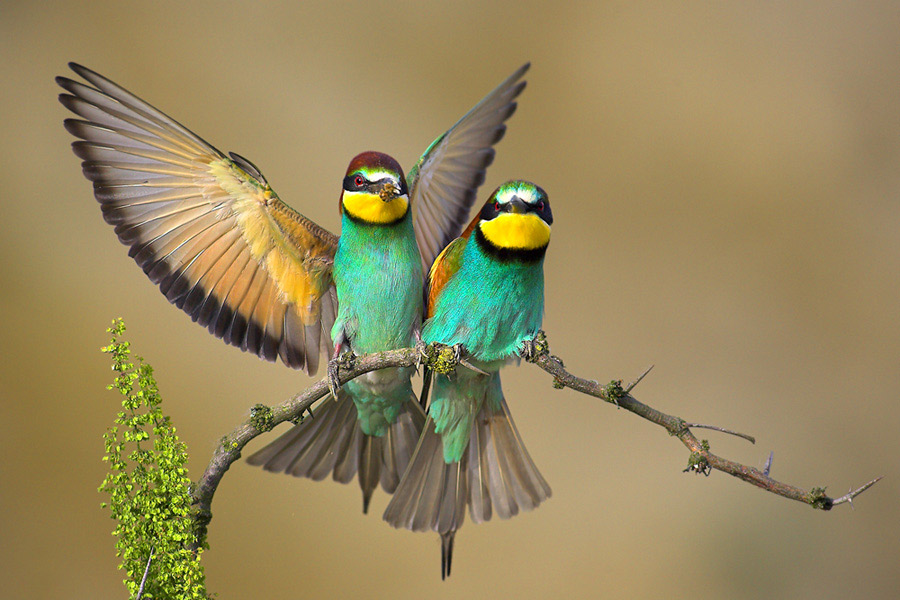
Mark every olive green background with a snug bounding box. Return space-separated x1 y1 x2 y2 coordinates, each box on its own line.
2 2 899 598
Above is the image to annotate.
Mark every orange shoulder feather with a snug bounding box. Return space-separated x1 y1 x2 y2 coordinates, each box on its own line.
425 212 479 317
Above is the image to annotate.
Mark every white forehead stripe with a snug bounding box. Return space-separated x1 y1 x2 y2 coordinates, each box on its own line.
496 186 542 205
358 169 399 183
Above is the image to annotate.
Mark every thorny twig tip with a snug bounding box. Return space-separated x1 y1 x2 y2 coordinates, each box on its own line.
831 476 883 507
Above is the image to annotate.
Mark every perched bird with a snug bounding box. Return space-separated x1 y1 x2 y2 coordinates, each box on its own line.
246 151 426 512
383 180 553 579
57 62 529 511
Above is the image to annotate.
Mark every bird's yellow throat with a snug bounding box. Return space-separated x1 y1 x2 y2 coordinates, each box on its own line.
479 213 551 250
342 191 409 224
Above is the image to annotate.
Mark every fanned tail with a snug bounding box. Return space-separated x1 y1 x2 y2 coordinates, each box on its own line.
246 391 359 483
383 393 550 577
382 417 468 532
467 395 552 523
247 392 425 512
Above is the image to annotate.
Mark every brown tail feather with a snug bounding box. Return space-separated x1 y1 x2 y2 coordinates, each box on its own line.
468 396 551 523
383 396 550 576
245 392 356 480
247 392 425 511
359 435 380 513
441 531 455 580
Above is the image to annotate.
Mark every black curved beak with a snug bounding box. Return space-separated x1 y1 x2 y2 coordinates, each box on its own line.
505 196 529 214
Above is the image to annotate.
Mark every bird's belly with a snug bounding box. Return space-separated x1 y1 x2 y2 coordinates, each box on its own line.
352 365 414 396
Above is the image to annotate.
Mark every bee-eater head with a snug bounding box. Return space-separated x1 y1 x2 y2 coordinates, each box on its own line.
340 151 410 225
473 180 552 260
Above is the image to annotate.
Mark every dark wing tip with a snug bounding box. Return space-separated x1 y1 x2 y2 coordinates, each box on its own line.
68 62 97 80
56 76 87 97
57 94 78 116
62 118 86 137
229 151 268 185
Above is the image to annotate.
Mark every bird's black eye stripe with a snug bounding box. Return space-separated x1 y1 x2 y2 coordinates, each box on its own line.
480 200 498 220
479 193 553 222
343 174 367 191
537 196 553 224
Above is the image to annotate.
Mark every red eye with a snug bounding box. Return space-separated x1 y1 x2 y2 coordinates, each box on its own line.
354 176 365 187
494 201 501 211
538 201 545 211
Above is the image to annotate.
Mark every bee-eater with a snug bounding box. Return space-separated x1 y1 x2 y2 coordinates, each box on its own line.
57 62 529 511
383 181 553 579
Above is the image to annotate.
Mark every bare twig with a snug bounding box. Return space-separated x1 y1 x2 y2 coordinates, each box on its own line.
524 332 880 510
831 477 883 508
683 422 756 444
763 451 774 477
625 365 654 393
190 331 881 549
135 547 154 600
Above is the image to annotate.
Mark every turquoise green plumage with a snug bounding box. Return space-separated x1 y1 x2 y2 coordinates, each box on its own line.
384 181 553 578
245 67 532 511
331 153 423 436
250 152 425 512
56 61 530 513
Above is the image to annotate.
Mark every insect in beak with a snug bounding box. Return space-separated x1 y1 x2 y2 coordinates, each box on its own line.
379 181 399 202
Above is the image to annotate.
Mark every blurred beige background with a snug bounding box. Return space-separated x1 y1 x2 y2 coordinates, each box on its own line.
2 1 899 598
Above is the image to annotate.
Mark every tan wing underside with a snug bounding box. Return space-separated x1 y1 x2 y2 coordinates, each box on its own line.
58 63 338 373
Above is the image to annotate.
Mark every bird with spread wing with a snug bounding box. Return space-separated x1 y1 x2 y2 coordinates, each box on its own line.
58 61 529 510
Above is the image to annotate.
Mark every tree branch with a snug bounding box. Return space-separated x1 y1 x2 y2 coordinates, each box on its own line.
190 332 880 549
523 331 880 511
190 347 422 549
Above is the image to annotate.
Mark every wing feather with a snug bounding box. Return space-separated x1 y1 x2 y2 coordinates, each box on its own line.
58 63 338 372
408 63 529 273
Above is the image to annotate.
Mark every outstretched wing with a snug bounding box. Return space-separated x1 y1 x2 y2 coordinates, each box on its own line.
58 63 338 374
408 63 529 274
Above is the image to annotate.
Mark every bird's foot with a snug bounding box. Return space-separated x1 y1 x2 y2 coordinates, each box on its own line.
421 342 463 376
415 338 429 372
519 330 549 362
327 349 356 399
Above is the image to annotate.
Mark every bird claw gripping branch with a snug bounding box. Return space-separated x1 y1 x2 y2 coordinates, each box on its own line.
519 330 550 362
327 350 357 399
421 342 464 377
